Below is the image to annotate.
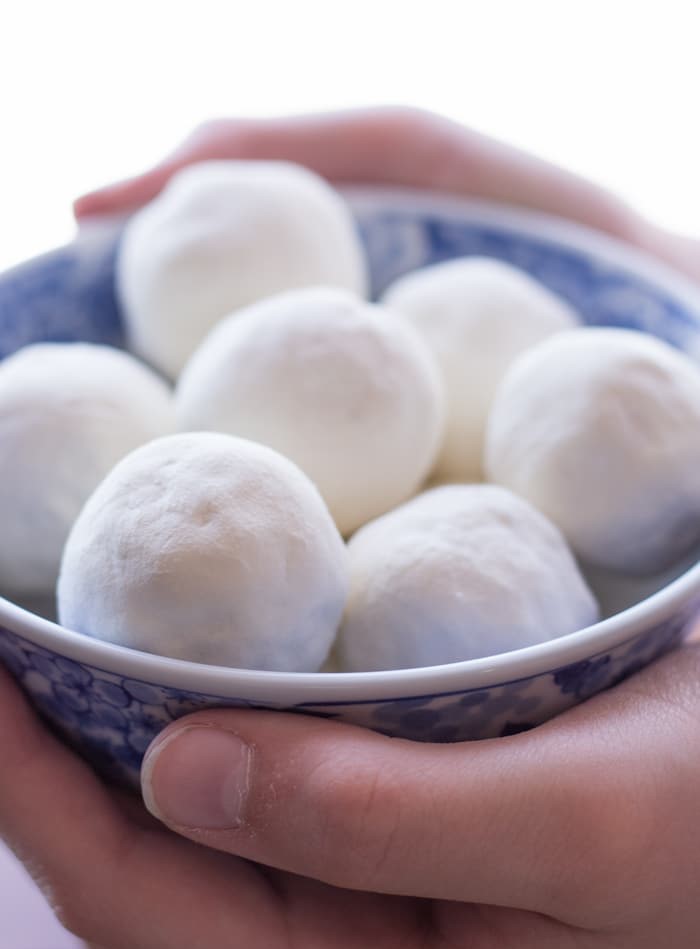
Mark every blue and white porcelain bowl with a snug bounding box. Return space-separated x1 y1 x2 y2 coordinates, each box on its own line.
1 186 700 789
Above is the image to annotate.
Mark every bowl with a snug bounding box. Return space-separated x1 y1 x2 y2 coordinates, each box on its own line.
2 186 700 789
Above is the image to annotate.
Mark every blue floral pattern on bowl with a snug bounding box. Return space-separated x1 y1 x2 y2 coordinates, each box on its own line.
355 202 699 350
1 194 698 359
1 188 700 788
0 603 695 789
0 229 124 360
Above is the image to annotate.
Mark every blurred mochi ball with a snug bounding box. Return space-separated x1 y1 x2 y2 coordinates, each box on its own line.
336 484 598 671
175 286 446 535
382 257 578 481
57 433 348 672
486 327 700 574
0 343 174 596
116 160 368 378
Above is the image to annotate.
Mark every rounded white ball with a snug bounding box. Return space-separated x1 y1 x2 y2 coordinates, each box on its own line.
337 484 598 671
0 343 174 596
175 286 446 535
116 161 368 378
382 257 578 480
57 433 348 672
485 327 700 573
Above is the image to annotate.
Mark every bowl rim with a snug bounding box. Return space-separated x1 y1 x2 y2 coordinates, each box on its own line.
2 184 700 702
2 561 700 702
344 184 700 316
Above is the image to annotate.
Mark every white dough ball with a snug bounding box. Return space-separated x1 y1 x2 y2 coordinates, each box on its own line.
485 327 700 573
0 343 174 596
337 484 598 671
116 161 368 378
57 433 348 672
175 287 446 535
382 257 578 480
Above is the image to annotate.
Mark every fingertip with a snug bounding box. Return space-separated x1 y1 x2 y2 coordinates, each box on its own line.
73 185 125 219
73 192 98 218
72 168 170 220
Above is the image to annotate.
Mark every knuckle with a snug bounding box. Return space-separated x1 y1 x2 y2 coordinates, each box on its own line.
41 832 140 942
377 104 440 135
15 863 91 938
304 757 405 888
187 117 231 141
184 117 258 157
50 890 93 940
4 857 76 938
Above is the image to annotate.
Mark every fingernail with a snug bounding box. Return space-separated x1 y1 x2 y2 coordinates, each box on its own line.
141 725 251 829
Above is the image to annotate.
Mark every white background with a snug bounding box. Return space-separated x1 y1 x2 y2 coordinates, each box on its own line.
1 1 699 271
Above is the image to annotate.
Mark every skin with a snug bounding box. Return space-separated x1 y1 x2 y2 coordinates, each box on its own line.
2 107 700 948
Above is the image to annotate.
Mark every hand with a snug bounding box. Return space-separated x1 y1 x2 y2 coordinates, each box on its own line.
2 108 699 948
74 107 700 282
2 642 700 949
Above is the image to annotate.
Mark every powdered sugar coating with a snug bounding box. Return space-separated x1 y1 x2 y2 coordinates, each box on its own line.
175 287 446 535
337 484 598 671
383 257 578 480
486 327 700 573
57 433 348 671
116 161 368 378
0 343 174 595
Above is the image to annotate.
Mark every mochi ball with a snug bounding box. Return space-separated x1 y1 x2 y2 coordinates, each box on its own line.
337 484 598 671
175 287 446 535
116 160 368 378
57 433 348 672
382 257 578 480
0 343 174 596
485 327 700 574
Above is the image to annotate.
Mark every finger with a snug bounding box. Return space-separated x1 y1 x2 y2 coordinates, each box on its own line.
220 107 638 241
0 665 284 948
142 708 581 917
141 643 700 928
73 161 179 218
73 107 639 243
72 118 263 218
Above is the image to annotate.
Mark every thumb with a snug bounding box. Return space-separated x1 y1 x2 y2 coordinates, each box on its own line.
138 686 650 926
